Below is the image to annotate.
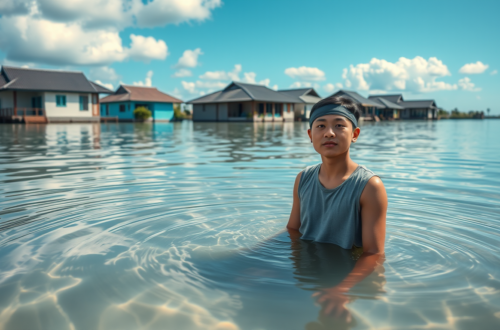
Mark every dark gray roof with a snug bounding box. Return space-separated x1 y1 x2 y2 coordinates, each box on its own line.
369 94 403 103
0 66 112 93
90 81 113 93
329 90 384 108
278 88 322 104
399 100 437 109
188 81 298 104
372 97 404 110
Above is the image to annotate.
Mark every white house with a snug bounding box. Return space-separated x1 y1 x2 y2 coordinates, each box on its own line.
188 82 298 122
0 66 111 123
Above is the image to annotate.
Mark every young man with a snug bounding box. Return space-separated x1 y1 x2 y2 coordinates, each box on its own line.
286 96 388 316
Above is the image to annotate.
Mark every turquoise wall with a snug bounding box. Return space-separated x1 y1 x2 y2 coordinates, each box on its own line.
100 101 175 121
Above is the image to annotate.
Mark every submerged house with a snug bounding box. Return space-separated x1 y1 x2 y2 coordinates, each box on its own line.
278 88 322 120
188 82 298 122
369 94 438 119
100 85 183 122
0 66 112 123
327 90 384 120
368 95 404 119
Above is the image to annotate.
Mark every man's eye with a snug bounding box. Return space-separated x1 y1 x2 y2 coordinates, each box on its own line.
317 124 325 128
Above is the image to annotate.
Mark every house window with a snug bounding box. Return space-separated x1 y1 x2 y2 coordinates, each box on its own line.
258 103 264 115
106 104 109 116
119 104 126 112
56 95 66 107
92 94 98 104
79 95 89 111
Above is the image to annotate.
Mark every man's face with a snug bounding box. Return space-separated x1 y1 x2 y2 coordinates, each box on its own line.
307 114 360 158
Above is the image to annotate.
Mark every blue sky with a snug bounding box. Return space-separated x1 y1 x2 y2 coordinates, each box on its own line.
1 0 499 113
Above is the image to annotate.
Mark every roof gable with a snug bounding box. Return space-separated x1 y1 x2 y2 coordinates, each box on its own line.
188 81 298 104
329 90 384 108
100 85 182 104
0 66 112 93
369 94 403 103
399 100 437 109
374 97 404 110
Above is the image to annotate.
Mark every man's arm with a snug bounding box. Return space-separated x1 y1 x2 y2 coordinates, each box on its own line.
314 176 387 315
286 172 302 230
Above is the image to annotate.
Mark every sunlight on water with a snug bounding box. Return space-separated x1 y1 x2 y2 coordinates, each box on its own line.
0 120 499 330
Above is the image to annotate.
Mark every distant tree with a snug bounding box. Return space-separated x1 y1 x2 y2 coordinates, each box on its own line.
173 103 187 120
438 109 449 117
487 108 491 116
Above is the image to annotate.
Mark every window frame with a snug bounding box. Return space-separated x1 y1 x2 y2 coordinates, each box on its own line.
79 95 89 111
56 95 66 107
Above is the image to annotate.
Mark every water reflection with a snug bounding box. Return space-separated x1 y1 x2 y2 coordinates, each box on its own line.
0 121 500 330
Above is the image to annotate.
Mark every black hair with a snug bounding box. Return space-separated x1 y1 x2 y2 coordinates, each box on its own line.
309 96 361 127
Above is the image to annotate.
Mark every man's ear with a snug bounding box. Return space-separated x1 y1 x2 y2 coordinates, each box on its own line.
352 127 361 142
307 128 312 142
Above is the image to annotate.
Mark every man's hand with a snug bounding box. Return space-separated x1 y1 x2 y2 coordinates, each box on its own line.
312 286 352 322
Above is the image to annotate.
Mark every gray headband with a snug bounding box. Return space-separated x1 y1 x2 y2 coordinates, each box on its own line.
309 105 358 128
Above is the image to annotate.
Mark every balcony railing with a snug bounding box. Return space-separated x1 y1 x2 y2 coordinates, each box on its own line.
0 108 46 117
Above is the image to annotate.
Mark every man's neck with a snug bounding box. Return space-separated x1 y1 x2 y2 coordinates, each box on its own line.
320 151 358 179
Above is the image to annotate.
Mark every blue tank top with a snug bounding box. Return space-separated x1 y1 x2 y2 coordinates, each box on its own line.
298 164 377 249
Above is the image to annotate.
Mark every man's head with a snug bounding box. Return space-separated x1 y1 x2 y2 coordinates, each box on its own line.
307 96 361 158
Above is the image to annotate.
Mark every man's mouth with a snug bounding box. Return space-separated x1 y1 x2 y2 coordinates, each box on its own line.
322 141 337 147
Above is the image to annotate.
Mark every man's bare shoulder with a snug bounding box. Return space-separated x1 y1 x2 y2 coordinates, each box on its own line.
360 176 387 204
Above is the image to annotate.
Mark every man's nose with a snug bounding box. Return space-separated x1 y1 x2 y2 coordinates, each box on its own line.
324 127 335 137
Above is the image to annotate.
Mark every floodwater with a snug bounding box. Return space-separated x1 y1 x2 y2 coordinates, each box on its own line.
0 120 499 330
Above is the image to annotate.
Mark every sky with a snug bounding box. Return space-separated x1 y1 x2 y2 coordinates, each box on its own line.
0 0 499 114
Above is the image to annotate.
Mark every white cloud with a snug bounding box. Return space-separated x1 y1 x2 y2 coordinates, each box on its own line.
0 15 127 65
170 87 183 99
0 0 30 16
181 81 197 94
0 0 221 29
172 48 202 78
284 66 326 81
459 61 489 74
342 56 459 93
172 68 192 78
323 83 343 94
289 81 320 89
181 80 226 95
195 80 226 89
491 70 498 75
134 0 222 27
188 64 273 98
128 34 168 62
199 64 241 80
133 70 153 87
36 0 131 29
0 12 168 65
241 72 272 86
94 80 114 91
0 1 219 66
242 72 256 83
89 66 120 81
175 48 202 68
457 77 481 91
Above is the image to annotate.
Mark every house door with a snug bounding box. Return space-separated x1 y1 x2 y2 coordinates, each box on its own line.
92 94 99 116
31 96 43 115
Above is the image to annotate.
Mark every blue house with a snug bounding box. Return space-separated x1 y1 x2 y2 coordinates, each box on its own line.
100 85 182 122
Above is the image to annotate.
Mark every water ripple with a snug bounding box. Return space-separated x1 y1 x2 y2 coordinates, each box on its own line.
0 121 499 330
